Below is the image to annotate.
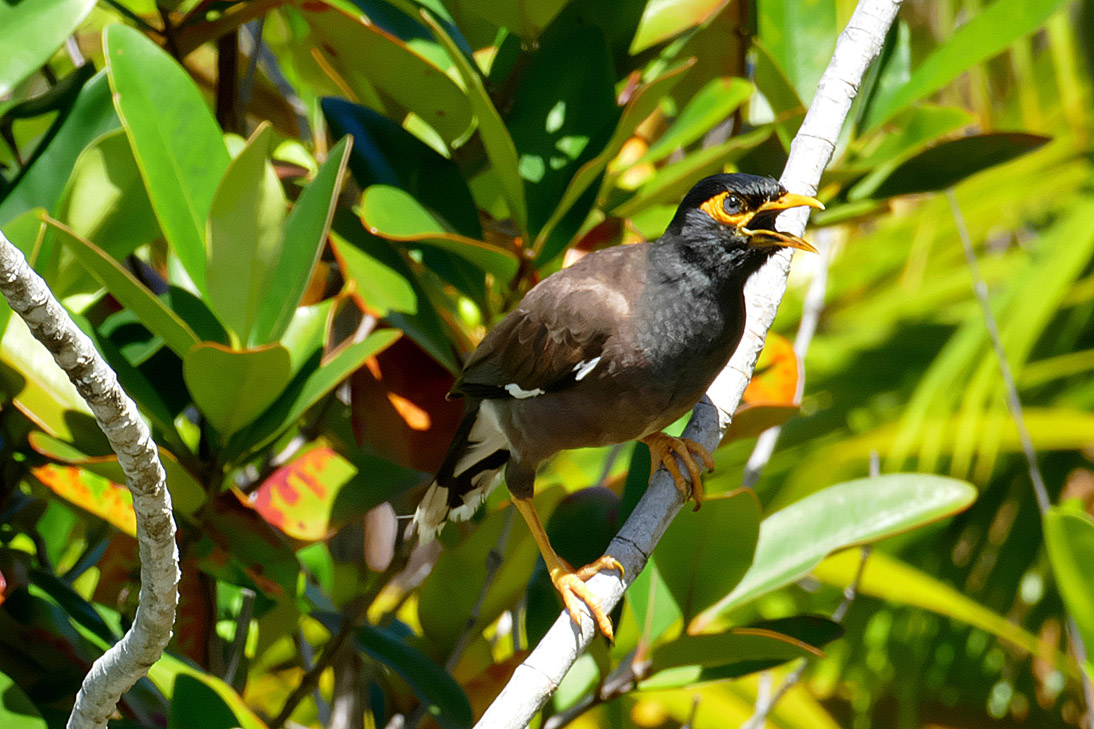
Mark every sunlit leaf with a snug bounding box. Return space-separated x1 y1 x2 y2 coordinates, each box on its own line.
706 474 976 621
0 0 95 97
359 185 518 279
639 78 754 167
105 24 230 292
31 464 136 536
0 669 47 729
250 446 357 541
183 342 294 440
630 0 726 54
1044 507 1094 655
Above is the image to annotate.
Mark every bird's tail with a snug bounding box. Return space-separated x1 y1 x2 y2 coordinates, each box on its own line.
412 402 510 544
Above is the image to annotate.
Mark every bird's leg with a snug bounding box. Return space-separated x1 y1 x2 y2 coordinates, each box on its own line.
641 432 716 510
511 497 623 641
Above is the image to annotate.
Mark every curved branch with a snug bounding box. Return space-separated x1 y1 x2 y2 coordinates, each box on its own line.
473 1 902 726
0 230 180 729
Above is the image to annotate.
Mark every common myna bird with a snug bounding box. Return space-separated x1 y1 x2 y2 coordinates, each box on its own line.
413 173 822 639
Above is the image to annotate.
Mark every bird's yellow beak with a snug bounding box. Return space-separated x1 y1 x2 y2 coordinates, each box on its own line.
742 192 824 253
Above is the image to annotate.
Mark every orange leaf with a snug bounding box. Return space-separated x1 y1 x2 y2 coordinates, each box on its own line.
250 446 356 541
32 464 136 536
741 331 800 406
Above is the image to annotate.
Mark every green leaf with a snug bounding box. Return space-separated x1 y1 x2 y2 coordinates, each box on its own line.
0 0 96 97
55 129 160 260
296 1 473 144
626 558 684 646
423 10 527 234
205 124 287 344
227 328 401 459
709 474 976 619
0 70 119 227
450 0 572 40
330 232 417 317
533 57 695 253
0 670 47 729
629 0 726 54
639 78 754 167
322 98 482 238
147 654 266 729
105 23 230 293
183 342 294 440
1044 507 1094 654
359 185 518 279
652 490 760 625
758 0 838 102
250 137 351 345
867 133 1051 199
170 674 242 729
346 619 473 729
866 0 1071 128
46 219 200 358
505 24 618 240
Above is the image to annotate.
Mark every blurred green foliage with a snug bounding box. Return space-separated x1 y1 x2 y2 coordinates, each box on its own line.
0 0 1092 728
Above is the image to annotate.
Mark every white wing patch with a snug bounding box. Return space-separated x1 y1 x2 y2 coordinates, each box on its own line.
504 383 546 399
573 356 601 381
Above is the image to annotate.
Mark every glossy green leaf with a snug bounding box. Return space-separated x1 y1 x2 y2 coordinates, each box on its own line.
653 490 760 625
170 674 242 729
344 618 472 729
323 98 482 237
639 78 754 167
1044 507 1094 653
147 654 267 729
205 124 287 344
0 71 119 227
330 232 417 317
630 0 726 54
709 474 977 619
297 1 473 144
450 0 571 40
534 57 695 252
506 24 617 239
642 620 837 690
423 10 527 234
626 557 684 646
847 105 975 173
867 133 1051 199
46 219 200 358
867 0 1071 128
250 137 350 345
359 185 518 279
227 328 401 459
758 0 837 101
0 670 47 729
55 129 159 260
330 213 458 372
105 23 230 292
0 0 96 97
183 342 294 440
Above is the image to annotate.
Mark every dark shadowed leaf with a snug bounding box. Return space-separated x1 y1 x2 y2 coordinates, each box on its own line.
869 133 1051 199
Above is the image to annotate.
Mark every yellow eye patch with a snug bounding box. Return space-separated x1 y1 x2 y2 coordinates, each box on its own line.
699 191 752 228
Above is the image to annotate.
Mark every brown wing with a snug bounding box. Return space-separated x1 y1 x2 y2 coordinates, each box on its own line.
453 245 642 400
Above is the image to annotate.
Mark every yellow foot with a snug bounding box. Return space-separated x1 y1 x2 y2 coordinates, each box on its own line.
552 555 624 640
642 433 715 510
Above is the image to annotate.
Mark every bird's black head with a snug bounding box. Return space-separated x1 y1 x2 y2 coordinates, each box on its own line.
666 173 822 254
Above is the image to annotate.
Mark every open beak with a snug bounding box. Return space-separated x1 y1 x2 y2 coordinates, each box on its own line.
742 192 824 253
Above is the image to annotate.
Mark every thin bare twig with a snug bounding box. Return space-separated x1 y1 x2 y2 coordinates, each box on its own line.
946 189 1094 723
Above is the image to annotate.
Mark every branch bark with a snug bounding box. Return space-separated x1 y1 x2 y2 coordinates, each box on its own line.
473 1 902 726
0 230 180 729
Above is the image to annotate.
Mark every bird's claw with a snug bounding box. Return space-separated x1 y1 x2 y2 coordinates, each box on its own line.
552 556 623 641
644 433 715 510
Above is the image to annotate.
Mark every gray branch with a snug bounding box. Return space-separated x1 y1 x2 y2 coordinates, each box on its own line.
0 229 180 729
473 1 903 726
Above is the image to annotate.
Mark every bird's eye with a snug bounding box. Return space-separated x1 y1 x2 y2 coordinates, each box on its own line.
722 195 744 215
